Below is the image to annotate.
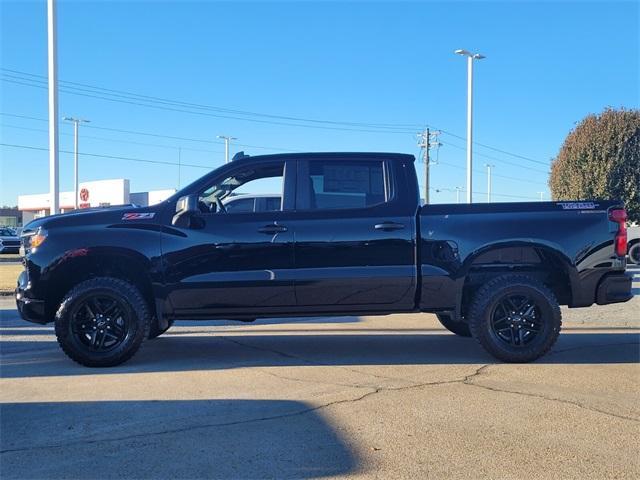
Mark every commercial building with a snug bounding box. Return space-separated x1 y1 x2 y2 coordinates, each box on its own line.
18 179 175 224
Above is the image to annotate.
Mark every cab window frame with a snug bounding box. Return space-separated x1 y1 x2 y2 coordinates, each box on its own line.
295 158 396 213
196 159 295 216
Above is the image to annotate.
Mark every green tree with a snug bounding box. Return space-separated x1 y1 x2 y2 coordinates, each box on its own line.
549 107 640 222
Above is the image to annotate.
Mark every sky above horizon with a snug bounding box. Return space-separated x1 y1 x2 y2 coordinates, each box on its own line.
1 0 638 206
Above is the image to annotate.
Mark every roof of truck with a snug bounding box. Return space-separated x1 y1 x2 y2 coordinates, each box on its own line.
230 151 416 163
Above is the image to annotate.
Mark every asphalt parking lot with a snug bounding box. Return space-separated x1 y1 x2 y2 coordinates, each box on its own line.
1 266 639 479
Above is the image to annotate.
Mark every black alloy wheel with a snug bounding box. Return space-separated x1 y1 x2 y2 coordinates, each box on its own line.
70 295 130 352
490 294 542 347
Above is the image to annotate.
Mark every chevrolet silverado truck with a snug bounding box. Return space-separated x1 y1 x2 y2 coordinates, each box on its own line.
15 152 633 367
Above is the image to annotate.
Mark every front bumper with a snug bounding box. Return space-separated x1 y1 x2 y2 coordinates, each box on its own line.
596 272 633 305
15 270 48 324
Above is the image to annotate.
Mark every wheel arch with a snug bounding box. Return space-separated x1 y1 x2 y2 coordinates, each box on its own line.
43 247 157 322
458 241 577 316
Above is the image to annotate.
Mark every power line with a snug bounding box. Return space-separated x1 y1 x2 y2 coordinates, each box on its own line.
0 68 550 166
1 68 421 130
439 140 549 174
1 123 224 154
2 113 548 187
1 77 419 135
0 112 300 152
0 142 212 169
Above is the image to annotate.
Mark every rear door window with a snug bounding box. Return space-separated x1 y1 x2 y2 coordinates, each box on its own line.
307 160 387 210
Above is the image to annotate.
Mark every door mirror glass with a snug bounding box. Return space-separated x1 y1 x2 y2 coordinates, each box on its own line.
172 194 199 227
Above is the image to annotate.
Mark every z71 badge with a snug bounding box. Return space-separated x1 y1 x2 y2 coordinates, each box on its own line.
122 212 155 220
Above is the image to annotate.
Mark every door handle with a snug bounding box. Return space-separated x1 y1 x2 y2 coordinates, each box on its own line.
258 224 288 234
374 222 405 231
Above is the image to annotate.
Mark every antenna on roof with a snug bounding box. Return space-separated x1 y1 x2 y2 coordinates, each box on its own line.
232 151 249 161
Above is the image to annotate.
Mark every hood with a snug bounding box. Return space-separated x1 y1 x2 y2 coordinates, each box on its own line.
23 203 165 233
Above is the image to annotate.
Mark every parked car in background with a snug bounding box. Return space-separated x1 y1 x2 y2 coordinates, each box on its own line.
0 226 20 254
222 194 282 213
628 224 640 264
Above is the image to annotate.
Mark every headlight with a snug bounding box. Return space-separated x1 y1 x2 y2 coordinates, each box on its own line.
24 228 48 250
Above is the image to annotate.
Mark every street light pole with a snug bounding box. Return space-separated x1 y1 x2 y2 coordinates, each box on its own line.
538 191 545 201
455 186 462 204
217 135 237 164
455 49 485 204
485 164 495 203
63 117 90 209
47 0 59 215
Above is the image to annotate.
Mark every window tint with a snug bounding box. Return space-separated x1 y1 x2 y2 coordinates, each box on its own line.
199 162 283 214
308 160 386 210
264 196 282 212
225 197 255 213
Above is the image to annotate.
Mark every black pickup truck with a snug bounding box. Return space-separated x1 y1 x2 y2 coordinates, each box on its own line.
15 152 633 367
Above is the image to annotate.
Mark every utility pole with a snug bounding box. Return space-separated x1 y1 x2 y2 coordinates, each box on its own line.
455 186 462 204
455 49 486 204
217 135 237 164
537 191 545 201
417 128 441 205
47 0 59 215
63 117 90 209
485 163 495 203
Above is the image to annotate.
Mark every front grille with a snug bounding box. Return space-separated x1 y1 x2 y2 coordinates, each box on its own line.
2 240 20 247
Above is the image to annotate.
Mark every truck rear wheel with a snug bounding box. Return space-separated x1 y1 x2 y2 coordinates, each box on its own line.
628 243 640 265
467 274 561 363
436 313 471 337
54 277 151 367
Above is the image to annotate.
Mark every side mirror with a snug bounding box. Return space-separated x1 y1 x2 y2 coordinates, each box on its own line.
172 194 199 227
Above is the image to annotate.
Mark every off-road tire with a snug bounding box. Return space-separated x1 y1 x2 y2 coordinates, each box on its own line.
468 274 561 363
148 319 175 339
628 243 640 265
54 277 151 367
436 313 472 337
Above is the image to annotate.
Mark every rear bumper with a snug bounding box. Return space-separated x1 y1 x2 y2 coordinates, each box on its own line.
596 272 633 305
15 270 48 324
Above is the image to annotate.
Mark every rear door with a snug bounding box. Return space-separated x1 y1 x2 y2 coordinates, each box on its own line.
291 155 417 312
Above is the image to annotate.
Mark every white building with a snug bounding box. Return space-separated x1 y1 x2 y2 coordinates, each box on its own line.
18 179 175 224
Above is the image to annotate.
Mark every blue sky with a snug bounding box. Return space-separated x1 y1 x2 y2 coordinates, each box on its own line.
1 0 638 206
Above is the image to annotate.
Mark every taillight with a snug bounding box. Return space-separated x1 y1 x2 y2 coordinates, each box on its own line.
609 208 627 257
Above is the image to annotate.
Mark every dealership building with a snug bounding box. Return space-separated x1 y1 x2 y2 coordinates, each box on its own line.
18 179 175 224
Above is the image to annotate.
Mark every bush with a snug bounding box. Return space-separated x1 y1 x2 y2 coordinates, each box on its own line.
549 108 640 222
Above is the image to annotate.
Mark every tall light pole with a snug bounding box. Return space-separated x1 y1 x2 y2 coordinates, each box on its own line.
63 117 90 209
217 135 237 164
485 163 495 203
455 49 485 204
537 191 545 201
47 0 59 215
455 186 462 204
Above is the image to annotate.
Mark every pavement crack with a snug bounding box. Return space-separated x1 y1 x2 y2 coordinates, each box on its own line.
464 374 640 423
216 335 422 385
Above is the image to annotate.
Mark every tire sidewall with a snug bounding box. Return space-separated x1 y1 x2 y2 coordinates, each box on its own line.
55 279 149 367
629 244 640 265
470 278 561 362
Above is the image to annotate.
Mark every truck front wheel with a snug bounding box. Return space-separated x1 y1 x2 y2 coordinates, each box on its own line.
54 277 151 367
436 313 471 337
468 274 561 363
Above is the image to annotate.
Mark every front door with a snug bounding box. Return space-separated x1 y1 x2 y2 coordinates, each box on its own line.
163 159 297 317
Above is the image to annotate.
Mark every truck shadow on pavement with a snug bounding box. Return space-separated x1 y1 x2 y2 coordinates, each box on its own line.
1 399 357 480
1 331 638 379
